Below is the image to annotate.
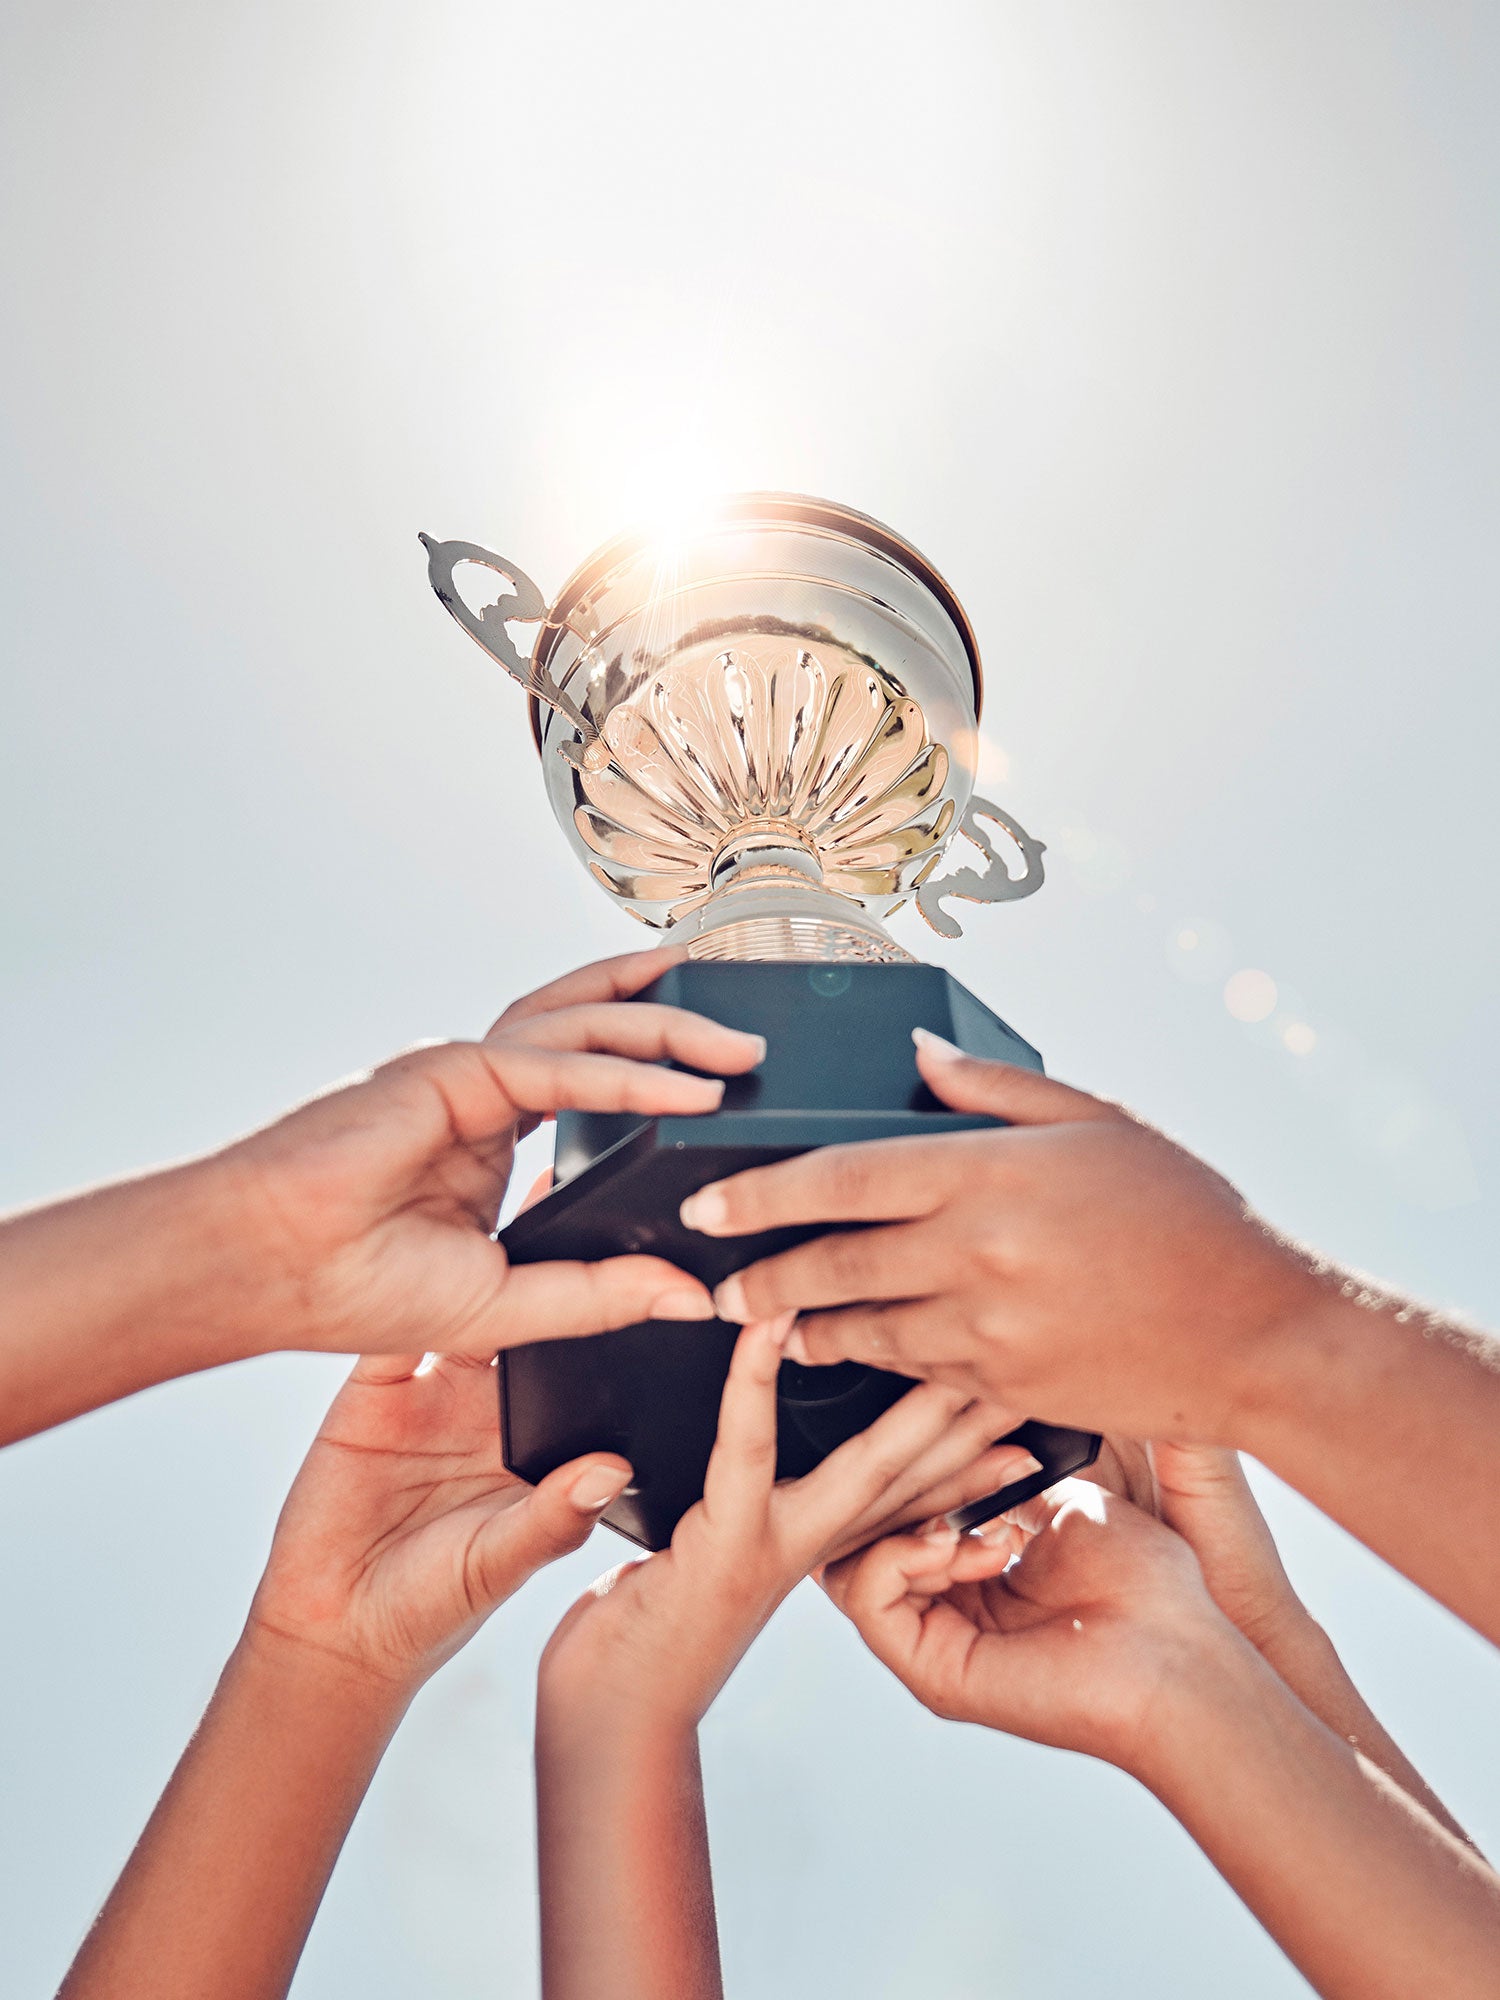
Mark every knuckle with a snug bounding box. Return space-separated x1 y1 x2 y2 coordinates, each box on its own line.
729 1259 775 1313
821 1228 874 1295
971 1228 1012 1282
829 1146 878 1208
742 1177 784 1231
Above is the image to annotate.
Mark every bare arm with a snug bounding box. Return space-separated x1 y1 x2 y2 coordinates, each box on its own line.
0 1163 264 1446
829 1482 1500 2000
1145 1439 1474 1846
1140 1632 1500 2000
56 1351 634 2000
533 1320 1040 2000
60 1637 402 2000
0 945 763 1447
536 1710 722 2000
1243 1293 1500 1653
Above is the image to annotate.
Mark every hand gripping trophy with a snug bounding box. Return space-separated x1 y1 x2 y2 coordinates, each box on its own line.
421 493 1098 1548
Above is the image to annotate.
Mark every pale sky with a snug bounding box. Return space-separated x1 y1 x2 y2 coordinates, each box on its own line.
2 3 1498 1995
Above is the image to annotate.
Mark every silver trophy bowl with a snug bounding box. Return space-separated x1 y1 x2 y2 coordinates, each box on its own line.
420 493 1044 961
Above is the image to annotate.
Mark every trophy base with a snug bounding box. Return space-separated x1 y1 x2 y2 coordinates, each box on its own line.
497 963 1099 1551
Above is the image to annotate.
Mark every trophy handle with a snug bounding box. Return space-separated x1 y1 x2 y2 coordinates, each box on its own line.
915 796 1047 939
418 533 596 740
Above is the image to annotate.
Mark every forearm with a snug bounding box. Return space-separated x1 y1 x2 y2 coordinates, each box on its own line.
1134 1634 1500 2000
60 1633 405 2000
0 1160 269 1443
1258 1611 1475 1847
536 1695 722 2000
1240 1290 1500 1649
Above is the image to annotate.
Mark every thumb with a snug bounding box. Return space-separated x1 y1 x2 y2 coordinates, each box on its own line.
1148 1441 1299 1632
1149 1440 1286 1552
466 1454 633 1608
912 1032 1122 1126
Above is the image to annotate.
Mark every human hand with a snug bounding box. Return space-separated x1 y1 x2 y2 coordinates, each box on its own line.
538 1318 1040 1733
683 1034 1327 1445
1086 1431 1317 1664
243 1351 633 1699
824 1476 1248 1772
210 945 764 1362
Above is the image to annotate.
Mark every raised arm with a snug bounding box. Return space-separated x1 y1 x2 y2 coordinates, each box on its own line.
534 1318 1038 2000
686 1035 1500 1647
1142 1439 1473 1845
1 945 761 1445
827 1482 1500 2000
59 1352 634 2000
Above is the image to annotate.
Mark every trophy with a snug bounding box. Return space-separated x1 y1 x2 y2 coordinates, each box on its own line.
421 493 1099 1549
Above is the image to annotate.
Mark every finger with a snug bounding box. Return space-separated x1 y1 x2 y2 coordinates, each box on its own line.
952 1521 1028 1574
1150 1440 1259 1520
476 1042 733 1128
781 1299 966 1380
350 1352 429 1386
370 1039 729 1155
443 1251 717 1356
912 1033 1124 1126
920 1443 1040 1530
487 946 687 1031
853 1404 1032 1526
491 1001 765 1077
1083 1434 1159 1512
826 1428 1037 1561
825 1530 960 1629
1002 1476 1101 1543
712 1217 939 1324
789 1381 972 1551
679 1134 970 1239
1148 1441 1295 1606
829 1535 1002 1714
702 1318 792 1518
466 1453 634 1607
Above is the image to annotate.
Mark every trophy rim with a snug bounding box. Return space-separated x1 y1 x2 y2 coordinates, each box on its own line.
525 491 983 753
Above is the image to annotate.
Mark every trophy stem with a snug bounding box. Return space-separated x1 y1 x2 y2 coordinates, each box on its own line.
663 865 915 965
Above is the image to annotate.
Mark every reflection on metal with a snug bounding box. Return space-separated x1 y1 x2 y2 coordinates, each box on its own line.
570 646 953 918
418 534 596 741
915 797 1046 939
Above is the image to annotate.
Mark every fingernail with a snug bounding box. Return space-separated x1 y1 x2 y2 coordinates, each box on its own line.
735 1032 768 1062
974 1518 1017 1547
995 1449 1043 1484
765 1311 796 1350
921 1519 960 1548
912 1026 965 1062
570 1465 632 1511
713 1273 749 1323
783 1322 810 1364
679 1185 729 1233
651 1289 717 1321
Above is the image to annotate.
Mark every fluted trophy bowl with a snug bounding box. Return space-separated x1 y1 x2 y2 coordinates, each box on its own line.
420 493 1044 960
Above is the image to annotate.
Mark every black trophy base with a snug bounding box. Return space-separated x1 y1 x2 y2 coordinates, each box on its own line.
498 961 1099 1550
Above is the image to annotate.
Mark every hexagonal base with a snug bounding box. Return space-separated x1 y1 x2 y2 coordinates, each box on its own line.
498 963 1098 1549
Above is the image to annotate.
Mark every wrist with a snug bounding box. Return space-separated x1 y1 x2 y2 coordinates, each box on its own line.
1219 1258 1373 1453
235 1614 418 1725
538 1651 707 1743
1124 1615 1289 1799
536 1676 700 1803
1230 1278 1409 1461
